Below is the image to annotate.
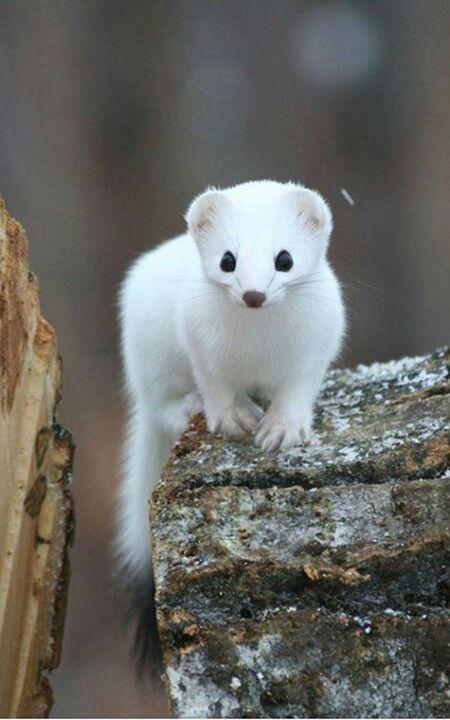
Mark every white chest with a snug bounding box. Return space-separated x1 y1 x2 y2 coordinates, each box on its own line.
184 299 303 391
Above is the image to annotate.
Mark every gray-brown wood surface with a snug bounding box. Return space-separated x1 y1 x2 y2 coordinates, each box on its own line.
152 348 450 718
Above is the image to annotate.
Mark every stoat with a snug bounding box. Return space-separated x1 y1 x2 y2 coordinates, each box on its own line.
117 180 345 664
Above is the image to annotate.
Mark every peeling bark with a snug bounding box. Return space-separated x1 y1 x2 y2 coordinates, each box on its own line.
0 198 74 718
152 348 450 718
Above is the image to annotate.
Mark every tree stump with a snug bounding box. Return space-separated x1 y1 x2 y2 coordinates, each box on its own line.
152 348 450 718
0 199 74 718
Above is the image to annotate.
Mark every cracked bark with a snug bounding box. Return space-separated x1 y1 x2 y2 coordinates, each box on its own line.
0 199 74 718
152 347 450 718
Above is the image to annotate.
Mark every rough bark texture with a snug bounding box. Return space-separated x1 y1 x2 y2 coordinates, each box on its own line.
152 347 450 718
0 198 74 718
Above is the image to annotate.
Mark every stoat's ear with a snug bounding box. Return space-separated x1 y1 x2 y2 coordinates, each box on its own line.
185 188 226 243
287 185 333 238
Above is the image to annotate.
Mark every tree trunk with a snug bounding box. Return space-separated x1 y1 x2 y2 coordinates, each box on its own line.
152 348 450 718
0 199 74 718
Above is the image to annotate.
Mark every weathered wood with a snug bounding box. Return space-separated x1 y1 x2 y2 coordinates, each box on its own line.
0 199 74 718
152 348 450 718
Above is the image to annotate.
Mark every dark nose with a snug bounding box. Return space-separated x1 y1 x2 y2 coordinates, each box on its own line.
243 290 266 308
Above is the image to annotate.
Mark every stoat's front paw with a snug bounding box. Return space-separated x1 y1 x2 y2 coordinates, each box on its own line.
235 396 264 430
207 397 263 437
254 411 312 453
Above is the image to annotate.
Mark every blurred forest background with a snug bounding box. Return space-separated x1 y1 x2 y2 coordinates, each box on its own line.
0 0 449 716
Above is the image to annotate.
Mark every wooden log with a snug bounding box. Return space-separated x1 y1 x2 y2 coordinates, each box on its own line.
152 347 450 718
0 198 74 718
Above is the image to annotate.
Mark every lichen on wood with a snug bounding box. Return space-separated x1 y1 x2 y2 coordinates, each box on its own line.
0 198 74 718
152 348 450 718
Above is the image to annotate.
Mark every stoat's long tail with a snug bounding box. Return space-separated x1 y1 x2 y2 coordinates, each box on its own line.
117 405 172 672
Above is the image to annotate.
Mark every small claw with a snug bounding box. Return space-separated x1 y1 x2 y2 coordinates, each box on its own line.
209 397 264 438
220 417 247 438
261 433 283 453
255 425 282 453
254 412 311 453
235 407 260 433
207 408 249 438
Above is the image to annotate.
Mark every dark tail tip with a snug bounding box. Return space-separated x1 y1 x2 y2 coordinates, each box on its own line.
124 568 164 685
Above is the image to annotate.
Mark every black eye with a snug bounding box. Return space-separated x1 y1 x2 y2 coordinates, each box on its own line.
220 251 236 272
275 250 293 272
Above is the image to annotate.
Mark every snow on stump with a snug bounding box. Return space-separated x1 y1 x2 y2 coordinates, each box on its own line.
152 348 450 718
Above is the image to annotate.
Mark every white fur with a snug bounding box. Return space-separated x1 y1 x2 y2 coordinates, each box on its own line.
118 180 345 576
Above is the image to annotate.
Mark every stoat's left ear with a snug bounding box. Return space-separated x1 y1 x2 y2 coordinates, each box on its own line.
287 185 333 238
185 188 227 244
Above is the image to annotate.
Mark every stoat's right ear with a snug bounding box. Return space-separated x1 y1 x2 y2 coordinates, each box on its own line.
185 188 225 243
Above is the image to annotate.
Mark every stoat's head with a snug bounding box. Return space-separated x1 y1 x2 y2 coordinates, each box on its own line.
186 180 333 309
